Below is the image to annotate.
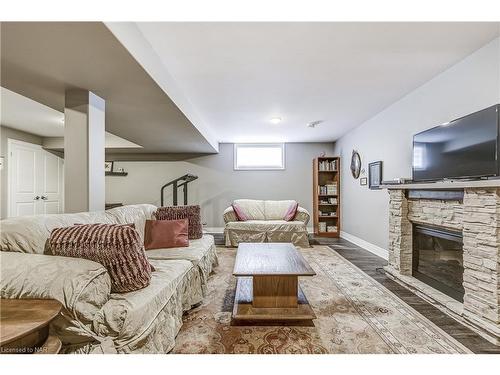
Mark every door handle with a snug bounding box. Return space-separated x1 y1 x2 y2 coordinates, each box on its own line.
41 196 48 200
34 196 40 200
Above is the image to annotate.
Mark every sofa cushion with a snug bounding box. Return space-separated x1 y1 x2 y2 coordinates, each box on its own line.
0 211 115 254
264 200 298 220
92 259 192 344
155 205 203 240
144 219 189 250
0 204 157 255
47 224 154 293
232 199 265 220
105 204 157 241
145 234 215 265
0 252 111 324
225 219 307 232
224 220 310 247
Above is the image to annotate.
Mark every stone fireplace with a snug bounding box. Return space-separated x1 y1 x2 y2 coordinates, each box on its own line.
384 182 500 345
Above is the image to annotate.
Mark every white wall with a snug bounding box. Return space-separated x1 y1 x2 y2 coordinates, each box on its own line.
106 143 334 228
333 37 500 252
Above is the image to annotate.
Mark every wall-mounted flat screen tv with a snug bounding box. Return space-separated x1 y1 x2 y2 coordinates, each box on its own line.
412 104 499 182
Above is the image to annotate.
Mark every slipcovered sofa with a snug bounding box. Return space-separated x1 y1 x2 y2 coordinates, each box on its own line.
0 204 218 354
223 199 310 247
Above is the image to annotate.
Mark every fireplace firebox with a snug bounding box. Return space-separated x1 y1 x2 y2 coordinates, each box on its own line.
412 224 464 302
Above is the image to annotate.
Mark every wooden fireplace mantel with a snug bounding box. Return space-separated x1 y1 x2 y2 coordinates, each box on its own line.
380 179 500 190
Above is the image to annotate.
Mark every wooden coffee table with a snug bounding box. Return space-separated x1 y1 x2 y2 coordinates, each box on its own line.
232 243 316 323
0 299 62 354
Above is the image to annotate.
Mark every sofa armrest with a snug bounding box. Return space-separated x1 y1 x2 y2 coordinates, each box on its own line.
295 206 310 225
223 206 238 224
0 252 111 324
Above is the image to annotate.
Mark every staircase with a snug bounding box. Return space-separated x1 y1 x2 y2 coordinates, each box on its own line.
160 174 199 206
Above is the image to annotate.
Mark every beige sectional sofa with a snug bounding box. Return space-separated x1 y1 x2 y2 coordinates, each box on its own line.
223 199 310 247
0 204 218 354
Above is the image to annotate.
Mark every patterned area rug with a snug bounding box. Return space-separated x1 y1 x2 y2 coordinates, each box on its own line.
172 246 471 354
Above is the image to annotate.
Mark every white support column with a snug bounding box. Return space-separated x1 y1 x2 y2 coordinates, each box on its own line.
64 90 105 213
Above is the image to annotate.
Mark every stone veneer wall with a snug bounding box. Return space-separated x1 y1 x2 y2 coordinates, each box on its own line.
462 189 500 337
387 188 500 343
388 190 412 275
408 198 463 231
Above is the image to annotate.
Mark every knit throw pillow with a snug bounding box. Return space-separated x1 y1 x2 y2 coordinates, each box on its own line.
154 205 203 240
47 223 154 293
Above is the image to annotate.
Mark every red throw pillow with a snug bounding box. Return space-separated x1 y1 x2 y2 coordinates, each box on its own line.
47 223 154 293
283 202 299 221
154 205 203 240
232 203 248 221
144 219 189 250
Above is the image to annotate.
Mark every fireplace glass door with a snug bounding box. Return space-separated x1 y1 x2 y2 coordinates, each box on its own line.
412 225 464 302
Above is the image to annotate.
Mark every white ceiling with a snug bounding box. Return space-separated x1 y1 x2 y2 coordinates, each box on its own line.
1 87 142 148
1 22 217 154
1 87 63 137
133 22 500 143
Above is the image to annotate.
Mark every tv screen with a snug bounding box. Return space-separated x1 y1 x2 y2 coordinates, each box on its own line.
412 105 499 181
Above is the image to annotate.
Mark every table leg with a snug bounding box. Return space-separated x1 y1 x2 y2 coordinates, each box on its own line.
252 275 298 308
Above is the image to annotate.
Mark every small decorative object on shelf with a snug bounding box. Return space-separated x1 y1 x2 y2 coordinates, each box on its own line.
313 156 340 237
104 161 114 173
360 177 368 186
104 162 128 176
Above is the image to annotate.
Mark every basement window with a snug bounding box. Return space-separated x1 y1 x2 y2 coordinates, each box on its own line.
234 143 285 170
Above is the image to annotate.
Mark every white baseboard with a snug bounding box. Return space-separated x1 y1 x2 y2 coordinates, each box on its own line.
340 231 388 260
203 227 224 233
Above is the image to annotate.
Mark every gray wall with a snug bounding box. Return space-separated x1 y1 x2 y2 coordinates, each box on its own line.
333 37 500 252
0 126 43 219
106 143 334 228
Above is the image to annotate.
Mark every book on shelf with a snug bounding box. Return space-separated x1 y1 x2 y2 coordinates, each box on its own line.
317 184 338 195
318 223 338 233
318 159 338 172
319 222 327 232
319 197 338 205
318 211 337 217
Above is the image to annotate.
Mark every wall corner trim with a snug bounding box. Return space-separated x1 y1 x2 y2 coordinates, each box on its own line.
340 231 389 260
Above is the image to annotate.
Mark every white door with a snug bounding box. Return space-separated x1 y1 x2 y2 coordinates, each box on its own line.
8 139 64 217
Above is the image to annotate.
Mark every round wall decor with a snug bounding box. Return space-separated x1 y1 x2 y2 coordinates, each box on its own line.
350 150 361 179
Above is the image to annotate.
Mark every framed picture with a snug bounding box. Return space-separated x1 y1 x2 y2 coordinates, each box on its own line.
105 161 114 173
368 161 383 190
360 177 367 186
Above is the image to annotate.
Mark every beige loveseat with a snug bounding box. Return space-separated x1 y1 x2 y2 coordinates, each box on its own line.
223 199 310 247
0 204 218 354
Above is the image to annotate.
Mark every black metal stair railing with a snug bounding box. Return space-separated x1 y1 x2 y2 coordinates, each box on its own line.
160 174 198 206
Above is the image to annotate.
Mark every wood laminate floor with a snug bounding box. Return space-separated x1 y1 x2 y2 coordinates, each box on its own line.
209 232 500 353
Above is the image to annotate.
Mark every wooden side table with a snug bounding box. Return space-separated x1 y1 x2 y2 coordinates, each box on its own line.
0 299 62 354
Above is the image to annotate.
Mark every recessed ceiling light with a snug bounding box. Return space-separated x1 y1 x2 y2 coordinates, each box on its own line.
307 120 323 128
270 117 282 124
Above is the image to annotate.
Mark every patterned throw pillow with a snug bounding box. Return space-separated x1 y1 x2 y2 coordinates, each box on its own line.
47 223 154 293
154 205 203 240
